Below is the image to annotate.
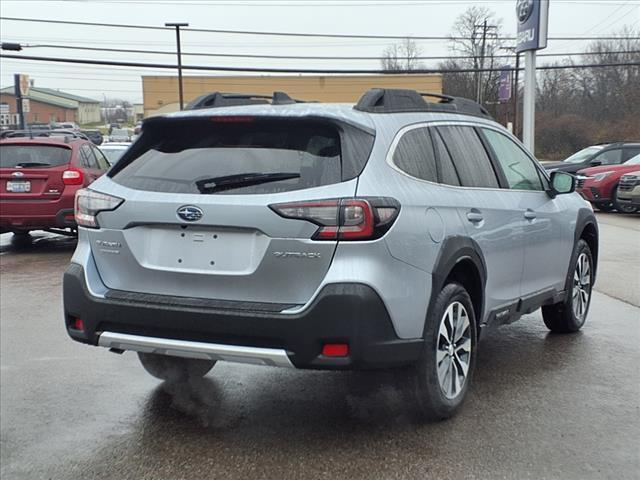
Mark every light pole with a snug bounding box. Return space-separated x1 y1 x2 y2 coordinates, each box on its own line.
165 22 189 110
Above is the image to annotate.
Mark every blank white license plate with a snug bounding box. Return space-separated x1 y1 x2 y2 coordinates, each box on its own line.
7 181 31 192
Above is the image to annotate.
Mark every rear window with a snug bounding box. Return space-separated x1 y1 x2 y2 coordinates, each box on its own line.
111 117 374 194
0 145 72 168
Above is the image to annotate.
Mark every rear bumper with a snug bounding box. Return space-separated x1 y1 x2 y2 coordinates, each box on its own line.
0 194 76 230
63 263 423 370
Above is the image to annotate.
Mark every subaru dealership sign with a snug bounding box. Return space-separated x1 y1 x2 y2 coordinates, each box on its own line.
516 0 550 53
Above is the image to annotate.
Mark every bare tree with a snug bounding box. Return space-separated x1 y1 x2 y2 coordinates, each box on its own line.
442 6 505 105
381 38 424 71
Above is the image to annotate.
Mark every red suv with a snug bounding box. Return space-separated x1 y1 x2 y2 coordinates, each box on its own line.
0 134 110 235
577 154 640 213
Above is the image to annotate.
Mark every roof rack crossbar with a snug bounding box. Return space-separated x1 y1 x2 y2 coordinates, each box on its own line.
185 91 307 110
354 88 491 119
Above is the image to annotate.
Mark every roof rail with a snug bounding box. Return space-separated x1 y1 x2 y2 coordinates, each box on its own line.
594 140 640 145
353 88 492 119
0 129 87 140
185 91 305 110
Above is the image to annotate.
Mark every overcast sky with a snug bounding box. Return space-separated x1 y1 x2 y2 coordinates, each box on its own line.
1 0 638 102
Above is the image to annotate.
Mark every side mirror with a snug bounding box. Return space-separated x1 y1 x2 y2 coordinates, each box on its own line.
590 159 602 166
550 171 575 196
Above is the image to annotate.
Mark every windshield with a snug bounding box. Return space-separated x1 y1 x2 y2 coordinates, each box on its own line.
111 118 373 195
101 148 127 165
111 129 129 136
0 145 72 168
624 154 640 165
564 146 604 163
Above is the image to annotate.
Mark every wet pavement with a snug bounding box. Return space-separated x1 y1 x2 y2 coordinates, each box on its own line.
1 214 639 479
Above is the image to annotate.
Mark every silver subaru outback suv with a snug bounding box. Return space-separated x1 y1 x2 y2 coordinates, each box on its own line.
63 89 598 420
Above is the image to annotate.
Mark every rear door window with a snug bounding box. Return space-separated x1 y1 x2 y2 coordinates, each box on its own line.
0 145 72 168
91 145 111 170
594 148 622 165
436 126 500 188
431 129 461 186
111 118 374 195
622 148 640 162
80 144 99 169
392 127 438 182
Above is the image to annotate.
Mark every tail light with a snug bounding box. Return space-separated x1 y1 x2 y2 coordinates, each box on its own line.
62 168 84 185
75 188 123 228
270 197 400 241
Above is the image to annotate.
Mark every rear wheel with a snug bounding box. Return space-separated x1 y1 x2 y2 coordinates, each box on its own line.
613 186 638 213
407 283 477 421
138 353 216 382
542 239 593 333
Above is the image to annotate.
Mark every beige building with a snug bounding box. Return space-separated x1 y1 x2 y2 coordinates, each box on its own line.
142 74 442 118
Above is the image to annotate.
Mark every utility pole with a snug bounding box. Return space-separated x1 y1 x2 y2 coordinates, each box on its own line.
165 22 189 110
473 20 497 104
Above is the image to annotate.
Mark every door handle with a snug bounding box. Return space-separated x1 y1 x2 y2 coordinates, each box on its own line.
466 211 484 223
524 209 537 220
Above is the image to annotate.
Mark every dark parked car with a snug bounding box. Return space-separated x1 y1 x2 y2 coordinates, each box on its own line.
81 129 104 146
0 134 110 235
543 142 640 174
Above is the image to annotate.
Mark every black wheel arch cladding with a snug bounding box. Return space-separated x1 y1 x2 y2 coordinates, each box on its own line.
425 236 487 337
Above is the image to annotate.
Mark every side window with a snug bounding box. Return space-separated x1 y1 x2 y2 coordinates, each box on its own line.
431 129 460 186
80 145 98 169
436 126 499 188
392 127 438 182
91 145 110 170
623 148 640 162
595 148 622 165
481 128 543 191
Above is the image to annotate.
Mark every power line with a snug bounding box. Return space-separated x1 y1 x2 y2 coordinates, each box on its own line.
2 53 639 74
2 16 639 41
5 41 639 62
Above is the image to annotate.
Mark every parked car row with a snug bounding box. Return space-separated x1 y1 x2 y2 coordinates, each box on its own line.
542 142 640 213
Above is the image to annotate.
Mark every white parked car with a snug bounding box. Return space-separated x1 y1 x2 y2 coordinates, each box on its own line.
109 129 132 143
99 142 130 166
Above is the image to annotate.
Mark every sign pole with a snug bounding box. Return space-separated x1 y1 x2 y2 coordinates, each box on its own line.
522 50 536 152
13 74 25 130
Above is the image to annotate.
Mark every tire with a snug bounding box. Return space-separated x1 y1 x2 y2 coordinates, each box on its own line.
138 352 216 382
542 239 593 333
407 282 477 421
593 201 614 212
613 186 638 213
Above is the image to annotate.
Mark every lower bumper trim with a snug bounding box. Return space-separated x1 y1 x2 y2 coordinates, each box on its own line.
98 331 294 368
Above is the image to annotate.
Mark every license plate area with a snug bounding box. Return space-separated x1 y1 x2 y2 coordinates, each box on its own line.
6 181 31 192
125 225 270 275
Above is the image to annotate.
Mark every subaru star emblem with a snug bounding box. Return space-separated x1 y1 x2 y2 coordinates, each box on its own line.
177 205 203 222
516 0 534 23
11 171 25 177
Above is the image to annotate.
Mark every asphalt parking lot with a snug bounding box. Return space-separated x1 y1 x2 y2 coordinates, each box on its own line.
1 213 638 480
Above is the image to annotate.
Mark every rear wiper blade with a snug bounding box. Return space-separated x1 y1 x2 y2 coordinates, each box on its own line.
15 162 51 167
196 172 300 194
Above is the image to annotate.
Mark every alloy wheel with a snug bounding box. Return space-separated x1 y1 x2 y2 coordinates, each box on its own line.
436 301 472 399
572 253 591 321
